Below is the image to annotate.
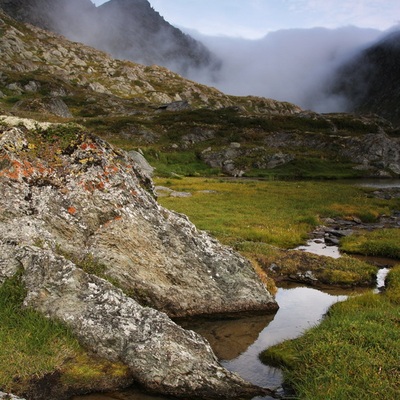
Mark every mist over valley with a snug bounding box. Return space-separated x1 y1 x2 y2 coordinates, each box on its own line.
2 0 399 119
1 2 400 400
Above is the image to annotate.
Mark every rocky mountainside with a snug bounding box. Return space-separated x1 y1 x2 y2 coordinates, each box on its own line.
0 9 399 180
330 30 400 124
0 8 297 114
0 0 221 77
0 115 277 398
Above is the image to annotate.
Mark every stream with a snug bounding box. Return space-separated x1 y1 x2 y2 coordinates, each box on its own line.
73 180 399 400
72 282 360 400
73 245 391 400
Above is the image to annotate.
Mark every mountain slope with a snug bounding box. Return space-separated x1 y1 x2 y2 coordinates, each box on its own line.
0 9 399 180
330 30 400 124
0 0 221 76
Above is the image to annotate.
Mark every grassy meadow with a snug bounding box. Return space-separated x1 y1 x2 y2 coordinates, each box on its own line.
157 177 400 399
156 177 396 249
341 228 400 259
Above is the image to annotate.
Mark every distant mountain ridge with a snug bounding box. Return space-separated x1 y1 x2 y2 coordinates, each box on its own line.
0 0 221 76
330 30 400 124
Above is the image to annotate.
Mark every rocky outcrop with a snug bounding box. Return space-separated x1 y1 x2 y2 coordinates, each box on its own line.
0 116 277 398
0 9 301 115
18 246 265 399
0 0 221 78
0 116 277 316
199 129 400 177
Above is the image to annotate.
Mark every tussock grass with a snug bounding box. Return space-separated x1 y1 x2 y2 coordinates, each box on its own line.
260 280 400 399
341 228 400 259
0 271 79 392
0 271 130 395
254 247 377 287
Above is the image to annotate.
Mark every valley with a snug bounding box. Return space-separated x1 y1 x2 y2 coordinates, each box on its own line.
0 1 399 400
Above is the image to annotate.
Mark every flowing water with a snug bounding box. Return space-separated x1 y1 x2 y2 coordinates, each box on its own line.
73 180 399 400
72 283 351 400
187 286 349 399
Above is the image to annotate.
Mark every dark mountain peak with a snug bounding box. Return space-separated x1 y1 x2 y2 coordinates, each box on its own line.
330 29 400 124
374 29 400 49
0 0 221 77
95 0 220 73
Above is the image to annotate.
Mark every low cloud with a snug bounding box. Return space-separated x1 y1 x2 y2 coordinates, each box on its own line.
188 26 385 112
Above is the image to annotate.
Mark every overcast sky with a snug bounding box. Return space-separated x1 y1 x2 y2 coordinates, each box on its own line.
91 0 400 39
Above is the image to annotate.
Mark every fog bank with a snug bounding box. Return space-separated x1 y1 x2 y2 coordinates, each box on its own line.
188 27 384 112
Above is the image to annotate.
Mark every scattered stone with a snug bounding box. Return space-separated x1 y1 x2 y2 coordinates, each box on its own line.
127 150 154 177
158 100 190 112
0 393 25 400
46 97 72 118
170 190 192 197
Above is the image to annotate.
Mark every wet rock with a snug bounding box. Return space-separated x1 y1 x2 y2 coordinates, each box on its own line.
324 236 340 246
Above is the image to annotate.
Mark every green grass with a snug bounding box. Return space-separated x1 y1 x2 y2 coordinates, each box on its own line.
340 228 400 259
0 271 130 395
259 268 400 399
246 157 363 180
0 270 79 391
253 246 377 287
156 178 396 249
145 150 219 177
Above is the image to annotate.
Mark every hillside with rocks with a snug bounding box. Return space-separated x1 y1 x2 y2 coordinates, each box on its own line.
0 8 399 180
0 0 221 77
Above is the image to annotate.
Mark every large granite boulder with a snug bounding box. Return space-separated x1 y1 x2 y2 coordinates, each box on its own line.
0 116 277 398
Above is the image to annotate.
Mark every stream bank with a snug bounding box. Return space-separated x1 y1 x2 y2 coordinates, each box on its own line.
72 226 399 400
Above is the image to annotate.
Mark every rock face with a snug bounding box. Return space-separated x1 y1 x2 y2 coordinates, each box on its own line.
330 30 400 124
18 247 264 399
0 0 221 77
0 117 277 397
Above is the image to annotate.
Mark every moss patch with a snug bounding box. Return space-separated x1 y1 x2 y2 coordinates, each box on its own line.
0 271 131 397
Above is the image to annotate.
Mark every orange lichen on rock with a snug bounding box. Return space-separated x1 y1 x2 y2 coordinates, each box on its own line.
80 142 98 151
67 206 77 215
0 154 53 181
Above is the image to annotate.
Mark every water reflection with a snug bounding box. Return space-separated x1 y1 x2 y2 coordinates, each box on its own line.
72 391 169 400
177 314 275 360
220 287 347 389
296 239 341 258
72 287 348 400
